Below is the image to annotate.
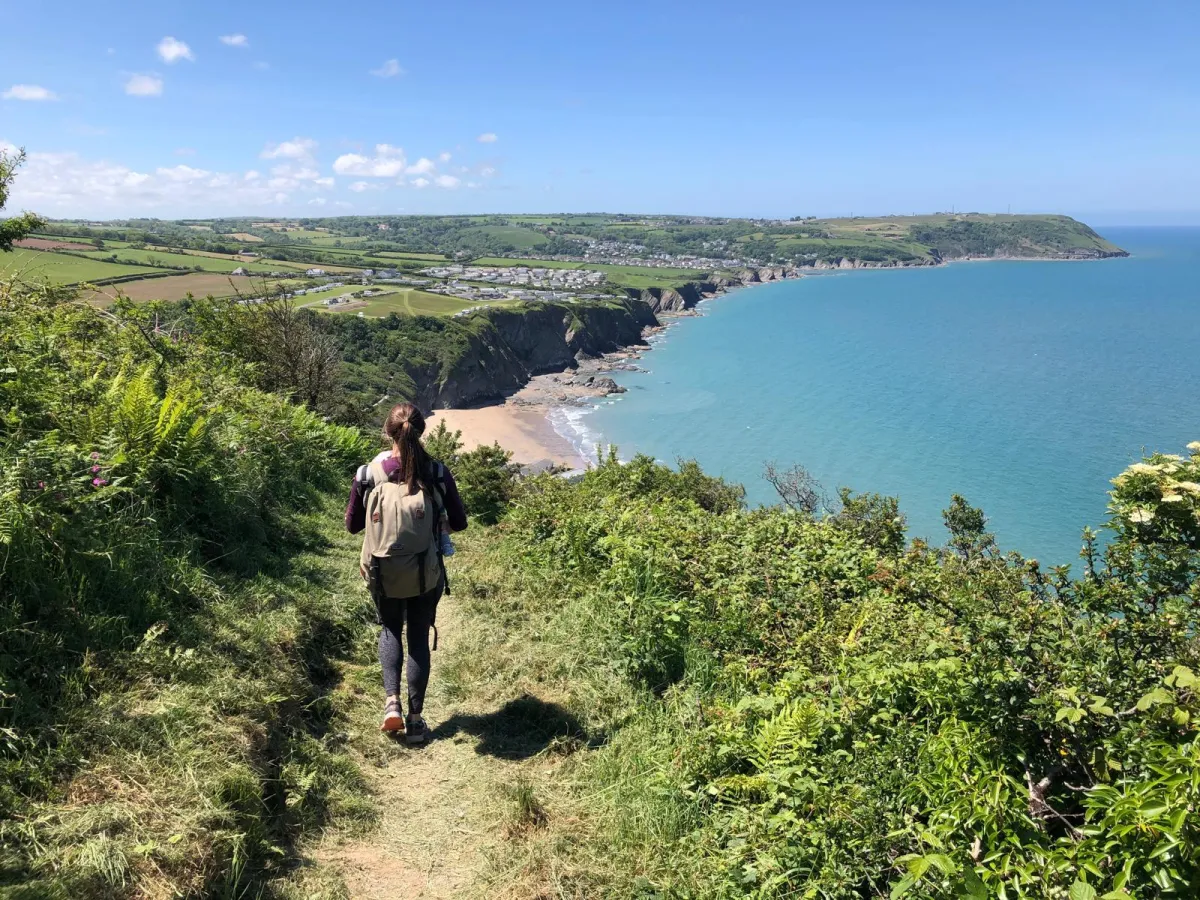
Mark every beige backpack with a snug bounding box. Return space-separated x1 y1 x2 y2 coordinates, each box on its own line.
359 460 445 599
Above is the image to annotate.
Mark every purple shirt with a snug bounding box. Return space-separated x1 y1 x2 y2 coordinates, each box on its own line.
345 456 468 535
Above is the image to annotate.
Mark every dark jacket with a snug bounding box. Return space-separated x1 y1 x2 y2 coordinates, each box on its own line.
345 455 468 535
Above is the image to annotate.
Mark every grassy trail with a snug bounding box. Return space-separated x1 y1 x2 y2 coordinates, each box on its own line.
313 594 508 898
308 528 580 899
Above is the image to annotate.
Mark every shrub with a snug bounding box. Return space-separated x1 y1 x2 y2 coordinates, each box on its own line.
0 279 375 895
496 446 1200 898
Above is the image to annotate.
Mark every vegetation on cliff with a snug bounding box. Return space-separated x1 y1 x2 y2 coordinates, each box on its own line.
449 450 1200 898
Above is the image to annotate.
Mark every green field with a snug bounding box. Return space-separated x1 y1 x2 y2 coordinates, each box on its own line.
309 286 527 317
353 289 479 317
305 235 370 247
372 251 450 261
1 248 162 284
462 224 547 249
250 256 363 274
75 248 282 275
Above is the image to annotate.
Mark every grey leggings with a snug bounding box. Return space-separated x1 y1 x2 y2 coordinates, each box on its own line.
378 584 442 715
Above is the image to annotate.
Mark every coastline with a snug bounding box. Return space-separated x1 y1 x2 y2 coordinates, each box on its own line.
428 405 591 470
430 249 1130 467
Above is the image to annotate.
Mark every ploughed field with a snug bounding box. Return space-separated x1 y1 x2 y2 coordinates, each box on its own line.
86 272 297 304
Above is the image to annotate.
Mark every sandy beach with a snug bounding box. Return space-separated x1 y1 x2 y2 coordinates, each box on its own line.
429 405 589 470
426 336 667 471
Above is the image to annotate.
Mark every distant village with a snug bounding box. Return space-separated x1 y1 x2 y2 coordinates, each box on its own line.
420 263 611 305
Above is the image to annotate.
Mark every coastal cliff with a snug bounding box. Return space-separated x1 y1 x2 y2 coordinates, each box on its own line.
320 296 659 415
624 265 809 314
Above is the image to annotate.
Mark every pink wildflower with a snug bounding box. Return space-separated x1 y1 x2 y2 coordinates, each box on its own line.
91 465 101 474
90 452 100 460
92 478 108 487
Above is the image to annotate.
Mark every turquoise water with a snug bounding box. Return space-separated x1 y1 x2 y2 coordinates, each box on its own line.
557 228 1200 565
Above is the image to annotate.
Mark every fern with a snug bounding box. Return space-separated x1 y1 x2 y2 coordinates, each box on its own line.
749 700 819 773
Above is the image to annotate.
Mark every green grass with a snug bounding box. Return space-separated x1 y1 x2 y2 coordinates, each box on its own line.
305 235 370 247
348 289 481 317
1 248 162 284
462 225 548 249
372 250 450 261
74 248 284 275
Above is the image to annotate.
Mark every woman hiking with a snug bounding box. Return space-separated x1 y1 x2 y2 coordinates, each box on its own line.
345 402 468 744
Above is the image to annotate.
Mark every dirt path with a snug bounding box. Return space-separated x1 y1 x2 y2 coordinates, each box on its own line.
312 589 577 899
313 596 496 898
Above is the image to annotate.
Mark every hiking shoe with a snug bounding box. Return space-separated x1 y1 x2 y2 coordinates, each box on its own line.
405 714 428 745
380 699 405 734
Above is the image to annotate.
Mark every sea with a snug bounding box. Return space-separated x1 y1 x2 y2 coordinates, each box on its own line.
549 227 1200 566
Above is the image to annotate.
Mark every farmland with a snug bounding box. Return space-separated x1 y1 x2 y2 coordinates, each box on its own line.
86 272 295 304
75 247 283 275
1 248 162 284
15 238 95 251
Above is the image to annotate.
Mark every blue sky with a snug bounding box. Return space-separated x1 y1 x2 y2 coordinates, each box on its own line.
2 0 1198 222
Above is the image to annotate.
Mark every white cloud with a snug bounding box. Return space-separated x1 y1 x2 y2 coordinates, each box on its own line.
410 177 430 189
333 143 406 177
3 147 321 216
3 84 58 102
371 59 404 78
434 174 460 189
480 166 497 177
333 200 353 209
156 164 211 182
244 170 260 180
314 176 334 187
124 74 164 97
174 147 196 156
260 137 317 162
156 37 194 64
309 197 326 206
438 151 451 163
477 132 498 143
349 180 388 193
405 157 435 176
220 34 249 48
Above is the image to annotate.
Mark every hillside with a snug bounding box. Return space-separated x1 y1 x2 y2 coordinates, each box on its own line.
16 212 1127 311
314 295 658 416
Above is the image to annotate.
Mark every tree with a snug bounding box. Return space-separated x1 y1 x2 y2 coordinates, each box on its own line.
763 461 829 516
0 148 45 252
190 290 343 413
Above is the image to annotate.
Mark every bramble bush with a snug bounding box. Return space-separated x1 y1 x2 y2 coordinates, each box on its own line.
498 447 1200 898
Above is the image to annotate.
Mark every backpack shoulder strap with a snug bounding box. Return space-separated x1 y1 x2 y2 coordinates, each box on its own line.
365 460 389 494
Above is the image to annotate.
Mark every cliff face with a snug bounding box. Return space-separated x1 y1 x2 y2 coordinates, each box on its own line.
427 297 658 408
624 266 808 314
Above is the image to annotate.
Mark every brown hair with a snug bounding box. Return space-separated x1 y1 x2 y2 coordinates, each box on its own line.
383 402 432 494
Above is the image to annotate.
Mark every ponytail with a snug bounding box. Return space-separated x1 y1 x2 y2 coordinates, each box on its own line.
382 402 431 494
